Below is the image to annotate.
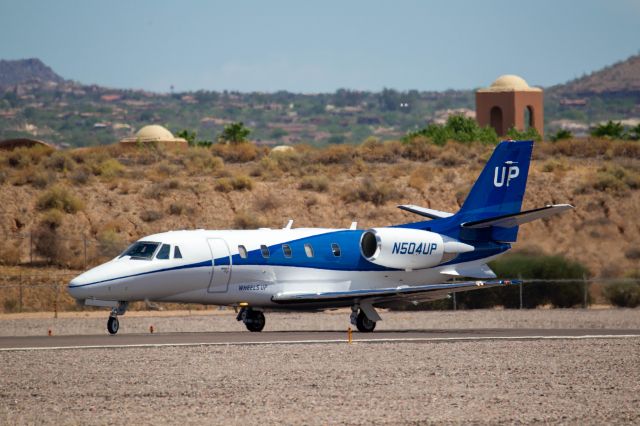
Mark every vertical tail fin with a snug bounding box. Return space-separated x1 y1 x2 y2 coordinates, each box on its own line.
459 140 533 218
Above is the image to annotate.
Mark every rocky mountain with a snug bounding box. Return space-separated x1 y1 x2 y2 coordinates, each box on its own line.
551 54 640 95
0 58 65 88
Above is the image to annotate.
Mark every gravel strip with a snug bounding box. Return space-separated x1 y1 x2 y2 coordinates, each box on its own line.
1 339 639 424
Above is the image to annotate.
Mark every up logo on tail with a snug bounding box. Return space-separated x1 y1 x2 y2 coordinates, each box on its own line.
493 161 519 188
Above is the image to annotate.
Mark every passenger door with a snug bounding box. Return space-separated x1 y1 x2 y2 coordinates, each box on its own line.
207 238 231 293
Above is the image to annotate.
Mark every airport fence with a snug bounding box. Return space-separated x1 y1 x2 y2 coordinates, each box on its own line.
0 229 122 270
0 274 638 314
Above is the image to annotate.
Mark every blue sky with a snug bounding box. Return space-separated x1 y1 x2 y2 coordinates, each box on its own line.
1 0 639 93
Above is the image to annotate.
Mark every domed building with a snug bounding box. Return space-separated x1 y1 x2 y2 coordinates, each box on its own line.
476 74 543 138
119 125 188 149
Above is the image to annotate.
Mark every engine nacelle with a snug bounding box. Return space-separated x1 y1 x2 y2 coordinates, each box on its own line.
360 228 445 270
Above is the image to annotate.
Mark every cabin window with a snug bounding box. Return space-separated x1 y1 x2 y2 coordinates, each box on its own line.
282 244 292 258
331 243 341 257
174 246 183 259
119 241 159 260
304 243 314 258
260 244 270 258
156 244 171 260
238 245 248 259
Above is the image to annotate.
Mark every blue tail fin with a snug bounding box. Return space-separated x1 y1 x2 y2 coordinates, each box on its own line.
458 140 533 240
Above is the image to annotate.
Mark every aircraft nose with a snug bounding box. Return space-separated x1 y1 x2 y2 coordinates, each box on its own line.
67 274 87 299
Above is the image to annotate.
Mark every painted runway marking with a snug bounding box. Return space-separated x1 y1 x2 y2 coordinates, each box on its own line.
2 334 640 352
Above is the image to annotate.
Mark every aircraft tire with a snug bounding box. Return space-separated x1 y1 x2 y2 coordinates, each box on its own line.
245 311 266 332
356 311 376 333
107 316 119 335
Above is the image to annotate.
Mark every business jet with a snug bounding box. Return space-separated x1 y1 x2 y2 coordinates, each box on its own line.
68 140 572 334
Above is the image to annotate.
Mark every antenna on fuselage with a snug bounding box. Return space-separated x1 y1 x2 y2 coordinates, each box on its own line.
284 219 294 229
350 221 357 230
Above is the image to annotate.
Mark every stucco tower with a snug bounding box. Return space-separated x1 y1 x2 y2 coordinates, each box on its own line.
476 75 543 139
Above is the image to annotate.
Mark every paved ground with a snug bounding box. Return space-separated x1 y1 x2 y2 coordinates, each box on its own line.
2 310 639 424
1 328 640 350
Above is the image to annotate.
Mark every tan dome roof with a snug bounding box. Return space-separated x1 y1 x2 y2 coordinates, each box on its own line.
478 75 542 93
135 125 175 141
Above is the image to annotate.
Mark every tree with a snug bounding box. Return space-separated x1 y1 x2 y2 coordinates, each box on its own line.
630 123 640 141
218 122 251 144
550 129 573 142
591 120 625 139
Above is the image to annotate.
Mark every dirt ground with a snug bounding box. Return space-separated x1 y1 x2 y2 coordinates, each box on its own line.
1 308 640 337
1 338 639 424
1 309 640 424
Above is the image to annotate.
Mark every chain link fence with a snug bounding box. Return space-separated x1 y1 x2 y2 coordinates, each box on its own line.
1 272 638 314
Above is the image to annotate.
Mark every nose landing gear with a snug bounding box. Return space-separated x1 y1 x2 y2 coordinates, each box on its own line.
107 302 128 335
236 307 266 332
350 303 379 333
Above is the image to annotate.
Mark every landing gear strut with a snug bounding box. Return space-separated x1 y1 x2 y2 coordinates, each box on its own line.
350 304 377 333
107 302 128 335
237 307 266 332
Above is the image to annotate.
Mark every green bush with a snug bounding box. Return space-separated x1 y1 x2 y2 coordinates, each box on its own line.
404 115 498 146
550 129 573 142
603 281 640 307
506 126 542 141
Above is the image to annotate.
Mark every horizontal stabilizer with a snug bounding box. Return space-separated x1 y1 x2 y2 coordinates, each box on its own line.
272 279 519 305
440 263 497 279
462 204 574 229
398 204 454 220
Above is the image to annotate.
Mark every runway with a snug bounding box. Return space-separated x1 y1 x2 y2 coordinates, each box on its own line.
2 328 639 351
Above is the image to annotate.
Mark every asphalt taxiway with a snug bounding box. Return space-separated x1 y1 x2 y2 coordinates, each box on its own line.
1 328 639 351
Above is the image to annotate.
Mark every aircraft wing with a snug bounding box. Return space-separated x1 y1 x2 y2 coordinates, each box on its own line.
271 279 519 305
397 204 454 219
462 204 573 229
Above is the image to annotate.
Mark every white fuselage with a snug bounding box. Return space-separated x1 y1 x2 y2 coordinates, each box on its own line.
67 228 498 310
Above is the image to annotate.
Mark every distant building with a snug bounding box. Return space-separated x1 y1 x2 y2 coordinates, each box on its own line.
0 137 56 151
119 125 188 149
476 75 544 138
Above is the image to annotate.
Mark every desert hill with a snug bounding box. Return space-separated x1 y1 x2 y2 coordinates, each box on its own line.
551 54 640 95
0 58 65 88
0 138 638 280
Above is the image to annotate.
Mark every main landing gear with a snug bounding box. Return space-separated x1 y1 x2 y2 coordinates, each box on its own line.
350 303 380 333
237 307 266 332
107 302 128 335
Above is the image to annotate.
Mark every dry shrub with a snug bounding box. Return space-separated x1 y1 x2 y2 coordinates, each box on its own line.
401 136 439 161
438 151 463 166
182 148 224 174
12 167 56 188
358 137 402 163
269 149 304 172
611 141 640 159
36 185 84 213
0 240 22 265
143 179 181 199
254 193 280 211
168 202 191 216
96 230 127 259
212 142 260 163
140 210 163 222
408 167 431 192
69 167 91 185
587 165 640 194
44 151 76 172
541 158 569 173
550 138 611 158
215 175 253 192
251 157 283 178
342 178 399 206
313 144 355 165
33 210 64 264
299 175 329 192
0 169 7 185
94 158 125 180
6 146 53 169
233 211 267 229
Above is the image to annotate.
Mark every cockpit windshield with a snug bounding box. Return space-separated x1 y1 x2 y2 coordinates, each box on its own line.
119 242 160 260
